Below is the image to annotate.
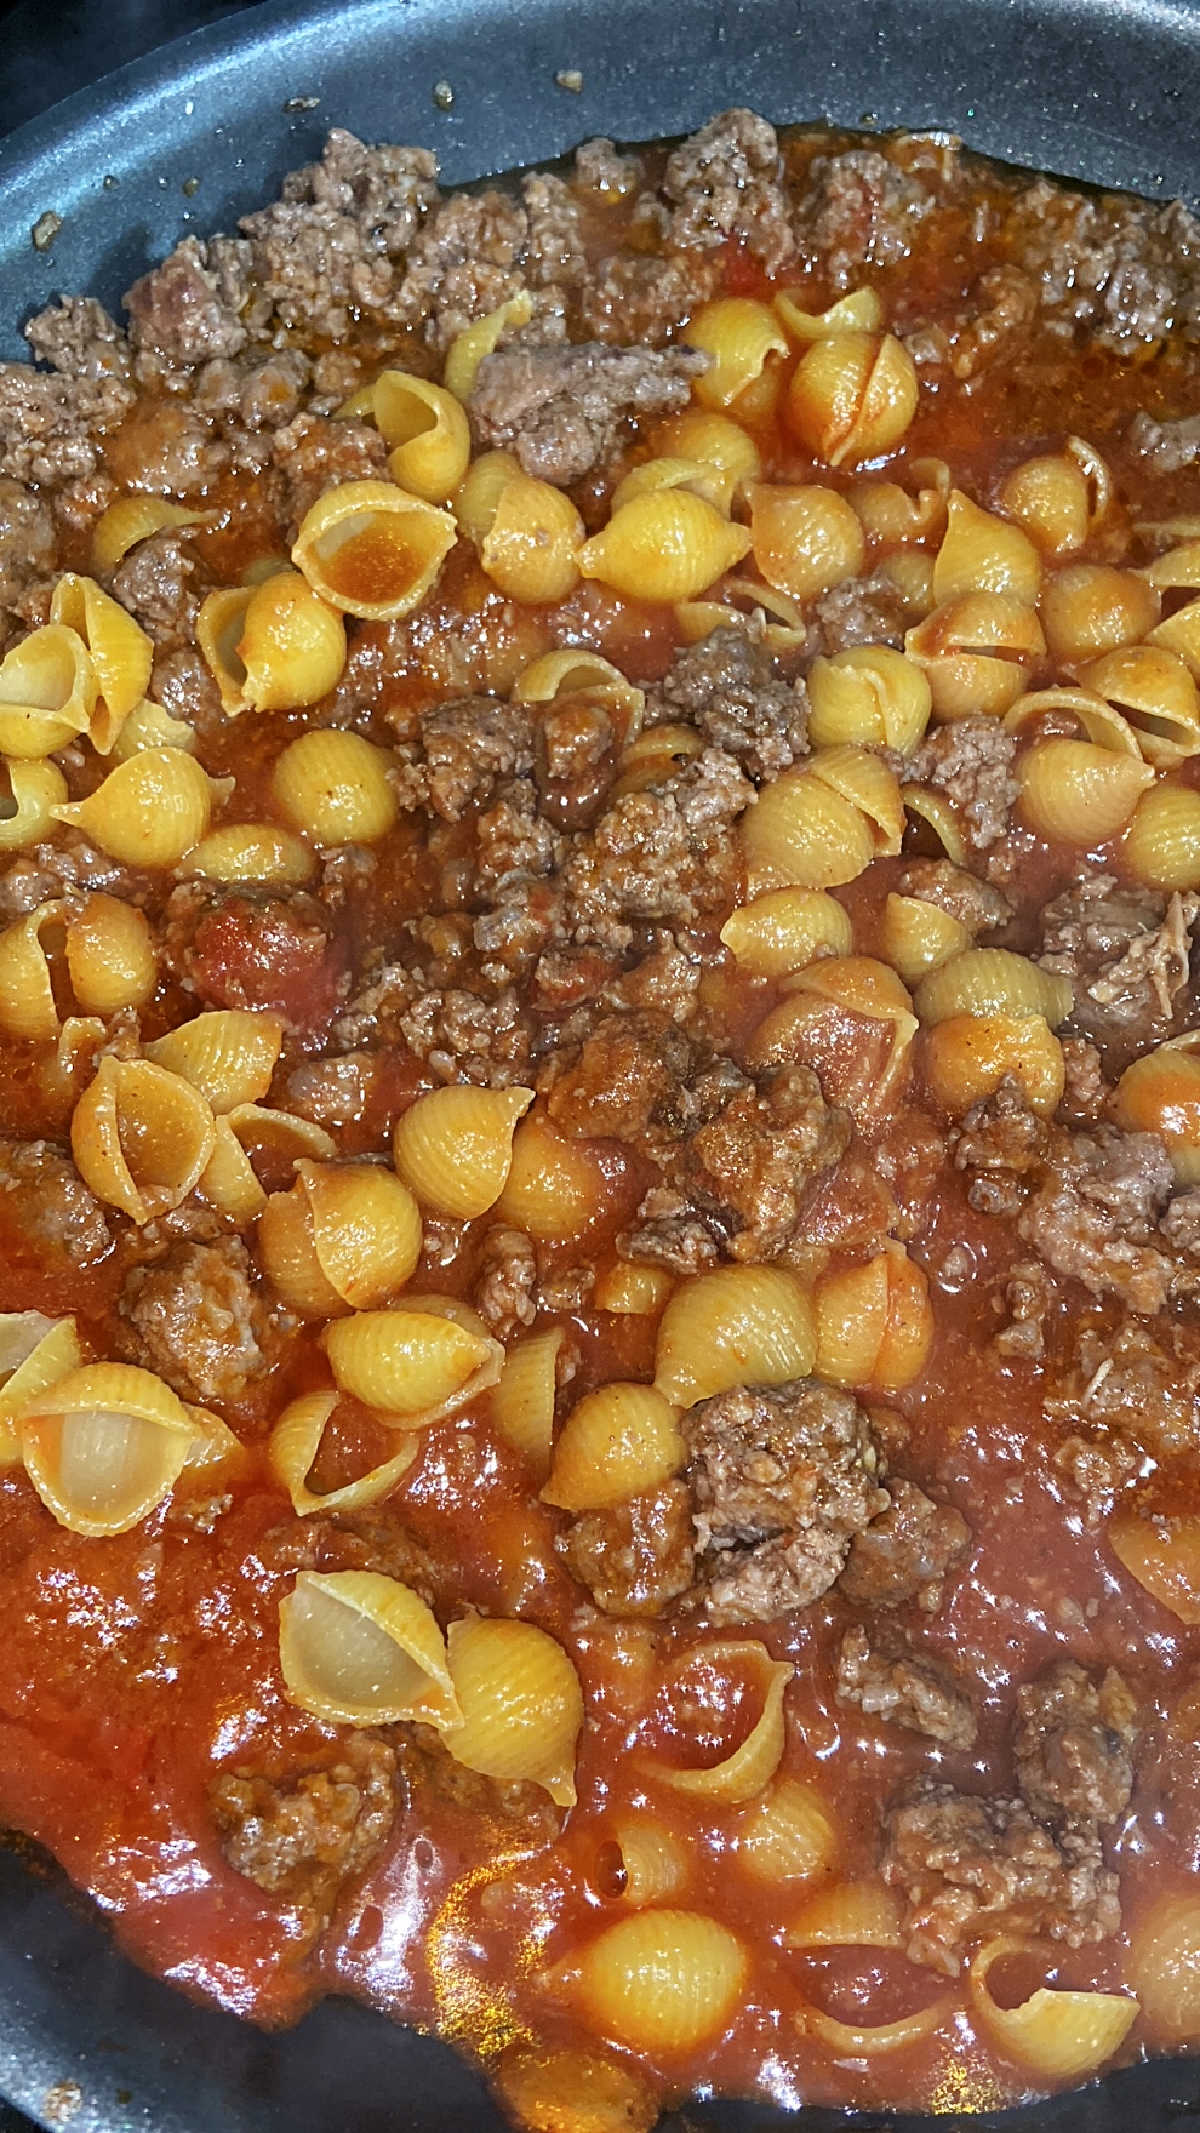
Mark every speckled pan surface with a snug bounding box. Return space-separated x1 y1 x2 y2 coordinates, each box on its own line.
1 0 1200 2126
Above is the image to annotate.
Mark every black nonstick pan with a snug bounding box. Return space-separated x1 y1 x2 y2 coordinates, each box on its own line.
1 0 1199 2126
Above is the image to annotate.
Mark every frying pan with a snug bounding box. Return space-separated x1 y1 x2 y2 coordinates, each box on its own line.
1 0 1199 2124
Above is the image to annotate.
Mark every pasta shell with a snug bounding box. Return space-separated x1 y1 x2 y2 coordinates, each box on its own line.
1004 686 1142 756
0 1312 80 1466
64 893 157 1016
322 1305 503 1425
196 587 253 715
654 1645 793 1804
0 901 65 1041
914 947 1073 1029
182 822 317 887
235 569 347 713
495 1116 604 1240
786 331 917 467
1079 644 1200 767
0 623 97 758
814 1242 933 1393
1123 782 1200 892
491 1327 564 1478
271 728 397 846
542 1383 683 1511
49 573 153 751
0 759 68 850
18 1361 199 1537
441 1614 583 1806
579 492 751 604
787 1879 905 1949
257 1184 352 1318
54 747 220 868
736 1775 839 1884
807 646 932 754
603 1816 689 1907
1042 562 1159 666
292 478 457 620
998 449 1097 559
933 489 1042 605
91 496 204 572
741 766 876 892
1141 539 1200 590
1128 1895 1200 2045
480 474 584 604
675 577 808 656
146 1008 284 1112
196 1116 268 1224
110 696 197 761
279 1568 460 1726
1018 738 1154 845
573 1911 747 2052
223 1102 337 1169
592 1262 674 1316
371 372 471 501
654 1265 815 1407
71 1056 216 1223
611 453 733 518
261 1161 423 1315
775 286 883 340
749 955 917 1117
653 410 762 500
1114 1035 1200 1184
1148 595 1200 681
612 723 703 799
850 455 950 547
493 2046 658 2133
514 649 645 731
269 1391 419 1516
797 1997 951 2057
443 290 534 402
452 448 523 546
880 893 972 987
685 297 789 410
900 783 967 865
811 745 904 852
393 1084 534 1219
969 1938 1137 2080
923 1012 1065 1117
905 592 1045 720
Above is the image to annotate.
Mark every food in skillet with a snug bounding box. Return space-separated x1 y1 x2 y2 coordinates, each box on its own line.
0 106 1199 2126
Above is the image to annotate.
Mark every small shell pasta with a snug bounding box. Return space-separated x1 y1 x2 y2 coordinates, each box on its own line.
182 822 317 887
807 646 932 753
0 1312 81 1466
602 1816 689 1907
145 1008 284 1112
749 484 866 603
720 889 853 977
1040 563 1159 665
0 759 68 850
913 948 1072 1029
372 371 472 500
932 490 1042 605
0 902 66 1041
110 697 196 761
923 1012 1065 1117
1079 644 1200 767
969 1938 1137 2080
480 474 585 604
542 1383 683 1511
0 623 97 758
272 729 398 846
71 1057 216 1223
684 297 789 410
654 1265 815 1407
322 1302 503 1425
91 495 204 572
579 492 751 603
1123 783 1200 892
443 290 534 402
737 1776 839 1884
292 479 458 620
234 569 347 713
279 1569 460 1726
18 1361 200 1536
1128 1893 1200 2043
258 1160 422 1314
653 1643 793 1804
269 1389 420 1514
441 1614 583 1806
65 893 157 1015
592 1262 674 1316
880 893 972 987
1018 738 1154 845
393 1084 534 1218
49 573 153 750
905 593 1046 720
572 1911 747 2053
491 1327 564 1478
495 1116 605 1239
786 331 918 467
814 1243 933 1392
54 747 220 867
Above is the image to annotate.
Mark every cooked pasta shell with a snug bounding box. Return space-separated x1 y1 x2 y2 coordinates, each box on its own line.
291 479 457 621
393 1084 534 1219
685 297 789 411
54 747 220 868
146 1008 284 1112
0 623 97 758
196 587 253 715
0 1312 80 1466
542 1383 683 1512
1079 644 1200 767
269 1391 420 1516
914 948 1073 1029
1018 738 1154 845
495 1116 604 1240
880 893 972 987
814 1242 933 1393
675 577 808 656
998 449 1096 559
849 455 950 548
933 489 1042 605
592 1262 674 1316
452 448 523 546
1123 782 1200 892
1114 1034 1200 1185
257 1176 342 1311
612 723 703 800
1128 1894 1200 2044
654 1265 815 1407
199 1102 337 1223
223 1101 337 1167
572 1911 747 2052
322 1304 503 1425
0 759 68 850
18 1361 199 1536
234 569 347 713
905 592 1045 720
797 1997 951 2057
180 1403 250 1481
443 289 534 402
785 331 918 468
71 1056 216 1223
809 746 904 854
65 893 157 1015
182 821 317 887
787 1878 905 1949
0 901 64 1041
279 1568 459 1726
49 573 153 751
1141 539 1200 591
491 1327 563 1478
493 2045 659 2133
604 1816 689 1907
654 1644 793 1804
579 492 751 605
749 483 866 603
969 1938 1137 2080
737 1775 839 1884
742 767 876 892
514 649 645 730
481 474 585 604
263 1160 422 1314
653 410 762 500
442 1614 583 1806
775 286 883 341
923 1012 1065 1117
900 782 967 865
808 646 932 754
722 888 854 976
368 372 472 501
753 955 917 1114
91 495 204 572
1148 595 1200 682
1042 562 1160 666
271 727 397 846
110 696 197 762
1004 685 1143 756
610 455 732 519
197 1115 269 1224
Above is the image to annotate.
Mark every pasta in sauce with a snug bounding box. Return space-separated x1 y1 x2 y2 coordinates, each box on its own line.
1 105 1200 2128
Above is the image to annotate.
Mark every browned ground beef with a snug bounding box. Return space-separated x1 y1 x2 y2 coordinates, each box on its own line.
838 1479 970 1610
1004 180 1200 348
210 1733 396 1947
557 1481 696 1616
0 1138 111 1264
472 1225 539 1341
682 1379 886 1624
906 719 1020 851
1013 1660 1137 1824
116 1239 277 1407
894 859 1013 935
836 1623 977 1748
651 629 810 782
658 109 796 272
469 341 708 486
1130 409 1200 471
1039 875 1198 1076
